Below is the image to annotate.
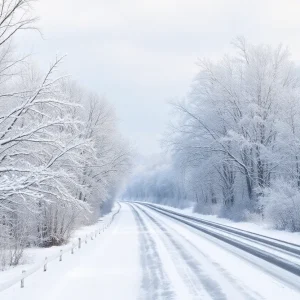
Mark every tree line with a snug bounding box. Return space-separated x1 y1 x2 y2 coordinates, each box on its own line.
125 37 300 232
0 0 131 269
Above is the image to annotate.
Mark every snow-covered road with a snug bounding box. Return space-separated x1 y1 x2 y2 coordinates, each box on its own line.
2 203 300 300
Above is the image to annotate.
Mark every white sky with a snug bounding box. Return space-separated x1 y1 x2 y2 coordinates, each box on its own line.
18 0 300 156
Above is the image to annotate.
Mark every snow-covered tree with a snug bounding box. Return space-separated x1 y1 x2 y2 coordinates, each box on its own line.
0 0 131 268
166 38 300 228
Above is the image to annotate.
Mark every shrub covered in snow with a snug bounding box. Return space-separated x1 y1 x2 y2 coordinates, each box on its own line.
260 181 300 232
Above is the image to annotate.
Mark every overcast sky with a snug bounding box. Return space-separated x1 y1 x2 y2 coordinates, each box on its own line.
19 0 300 156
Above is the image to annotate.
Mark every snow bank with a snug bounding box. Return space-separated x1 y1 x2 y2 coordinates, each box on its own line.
0 203 120 291
148 203 300 245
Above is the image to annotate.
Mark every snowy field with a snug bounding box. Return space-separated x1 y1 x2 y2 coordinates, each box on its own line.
1 202 300 300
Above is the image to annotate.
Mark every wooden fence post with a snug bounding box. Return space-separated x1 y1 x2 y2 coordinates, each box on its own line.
21 270 26 288
78 237 82 249
44 257 48 272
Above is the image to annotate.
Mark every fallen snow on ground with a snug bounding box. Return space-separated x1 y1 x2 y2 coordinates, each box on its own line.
137 204 300 300
0 204 119 288
148 203 300 245
2 202 300 300
1 203 140 300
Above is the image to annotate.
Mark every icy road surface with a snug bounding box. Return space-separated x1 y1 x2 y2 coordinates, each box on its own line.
2 203 300 300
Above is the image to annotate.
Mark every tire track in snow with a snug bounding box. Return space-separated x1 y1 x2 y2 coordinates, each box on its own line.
129 204 175 300
138 205 263 300
135 206 212 300
136 205 236 300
